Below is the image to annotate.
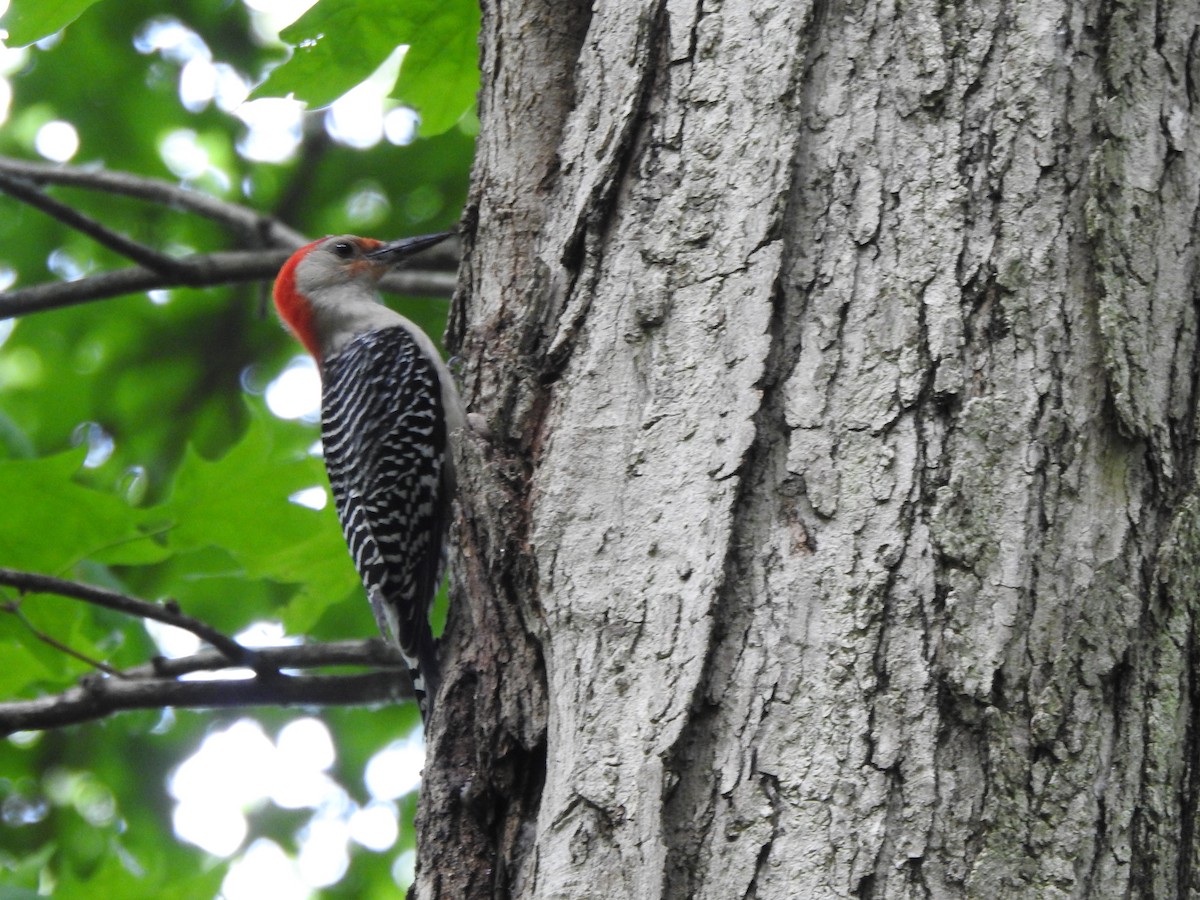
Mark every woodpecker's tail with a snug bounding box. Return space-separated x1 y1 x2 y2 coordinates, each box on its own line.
410 630 441 722
364 585 441 722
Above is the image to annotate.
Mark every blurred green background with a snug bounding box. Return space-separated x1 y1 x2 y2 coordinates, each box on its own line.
0 0 476 895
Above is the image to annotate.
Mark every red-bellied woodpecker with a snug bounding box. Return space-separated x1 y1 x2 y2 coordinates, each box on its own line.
273 233 462 721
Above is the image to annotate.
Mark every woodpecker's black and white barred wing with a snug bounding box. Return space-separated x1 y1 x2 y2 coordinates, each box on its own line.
321 326 449 718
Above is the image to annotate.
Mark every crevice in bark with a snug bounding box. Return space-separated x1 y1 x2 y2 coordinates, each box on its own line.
555 0 664 275
742 772 783 900
660 253 801 897
1177 611 1200 893
419 0 598 894
1178 279 1200 896
661 700 719 899
662 4 831 890
415 464 551 897
1174 223 1200 490
537 0 671 382
660 0 827 864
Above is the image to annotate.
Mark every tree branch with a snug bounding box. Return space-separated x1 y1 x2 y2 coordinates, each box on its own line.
0 172 190 273
130 637 407 678
0 639 413 734
0 255 458 318
0 671 412 735
0 156 307 246
0 249 294 317
0 156 460 316
0 567 258 670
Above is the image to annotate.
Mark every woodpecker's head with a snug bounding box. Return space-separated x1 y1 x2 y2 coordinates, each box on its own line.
273 232 452 362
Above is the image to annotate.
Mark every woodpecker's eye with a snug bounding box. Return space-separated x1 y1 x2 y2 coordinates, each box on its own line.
331 240 356 259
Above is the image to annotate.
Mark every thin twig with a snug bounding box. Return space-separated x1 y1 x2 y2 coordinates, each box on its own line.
0 567 258 670
0 172 187 273
2 601 122 676
0 156 307 247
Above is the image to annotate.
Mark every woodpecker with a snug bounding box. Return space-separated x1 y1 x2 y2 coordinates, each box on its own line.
273 232 462 721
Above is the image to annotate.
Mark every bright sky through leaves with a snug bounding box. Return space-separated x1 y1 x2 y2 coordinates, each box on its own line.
169 716 422 896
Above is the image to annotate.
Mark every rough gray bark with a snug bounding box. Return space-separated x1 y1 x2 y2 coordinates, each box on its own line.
419 1 1200 897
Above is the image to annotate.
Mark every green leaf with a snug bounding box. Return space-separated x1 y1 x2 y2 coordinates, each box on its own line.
253 0 479 136
391 0 480 136
0 450 165 574
0 616 63 695
54 838 226 900
158 412 361 634
1 0 107 46
122 546 294 635
253 0 405 108
0 842 55 897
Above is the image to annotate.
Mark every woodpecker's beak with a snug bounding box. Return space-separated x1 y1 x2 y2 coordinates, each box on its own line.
366 231 455 264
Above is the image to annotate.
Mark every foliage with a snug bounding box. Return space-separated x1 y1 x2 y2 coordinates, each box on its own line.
255 0 480 137
2 0 105 46
0 0 475 895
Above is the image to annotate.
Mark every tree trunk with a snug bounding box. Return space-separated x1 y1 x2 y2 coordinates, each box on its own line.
418 0 1200 897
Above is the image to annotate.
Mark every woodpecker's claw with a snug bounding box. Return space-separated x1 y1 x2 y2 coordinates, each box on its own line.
367 231 455 263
